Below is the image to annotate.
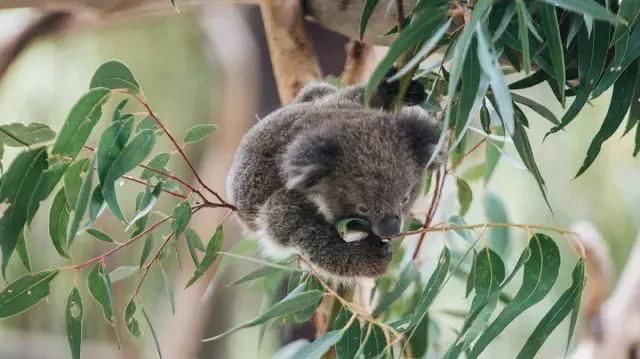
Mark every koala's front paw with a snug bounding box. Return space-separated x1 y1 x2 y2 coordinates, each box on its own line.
378 67 427 108
348 233 392 277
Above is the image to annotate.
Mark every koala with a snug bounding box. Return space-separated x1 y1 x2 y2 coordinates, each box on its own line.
226 78 441 280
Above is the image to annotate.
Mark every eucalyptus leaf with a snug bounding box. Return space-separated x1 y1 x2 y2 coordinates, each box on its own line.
0 123 55 147
86 228 114 243
469 234 561 358
576 61 639 177
63 159 90 209
227 265 283 287
183 124 217 144
477 23 514 135
540 3 566 105
68 157 95 249
296 330 344 359
88 262 116 325
124 300 141 337
141 153 171 180
141 305 163 359
364 9 447 104
334 308 361 359
0 147 48 274
160 265 175 314
539 0 624 24
86 184 106 229
516 259 586 359
51 88 110 161
336 217 372 238
97 116 133 184
359 0 381 39
65 287 83 359
127 183 162 231
49 189 72 258
0 269 59 318
185 228 204 266
109 266 138 283
203 290 324 341
362 325 387 358
101 129 156 222
90 60 140 93
171 200 192 240
139 234 154 269
456 177 473 216
548 20 610 135
185 226 224 288
15 230 31 272
411 247 450 327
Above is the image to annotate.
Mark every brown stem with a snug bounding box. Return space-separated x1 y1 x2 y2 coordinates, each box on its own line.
120 173 187 199
134 93 228 205
135 230 176 296
412 166 445 260
82 144 235 209
134 204 208 295
71 212 176 270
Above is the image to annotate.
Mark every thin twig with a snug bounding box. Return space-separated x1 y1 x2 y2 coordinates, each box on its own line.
82 144 235 209
135 231 176 296
68 213 175 270
131 92 228 205
396 222 586 257
134 204 207 295
412 166 445 260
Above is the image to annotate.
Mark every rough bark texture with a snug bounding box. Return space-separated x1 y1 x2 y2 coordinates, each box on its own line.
259 0 321 104
342 40 377 86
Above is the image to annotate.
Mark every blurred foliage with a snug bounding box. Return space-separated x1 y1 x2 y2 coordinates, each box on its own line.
0 0 638 358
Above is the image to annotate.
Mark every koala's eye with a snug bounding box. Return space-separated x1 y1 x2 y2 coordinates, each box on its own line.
402 195 409 204
358 206 369 214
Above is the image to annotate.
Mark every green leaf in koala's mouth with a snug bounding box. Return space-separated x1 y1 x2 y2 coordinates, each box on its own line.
335 218 372 238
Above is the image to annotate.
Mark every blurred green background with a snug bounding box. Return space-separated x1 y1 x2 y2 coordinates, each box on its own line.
0 3 638 359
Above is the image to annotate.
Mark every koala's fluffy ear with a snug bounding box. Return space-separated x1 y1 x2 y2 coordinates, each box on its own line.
396 107 444 169
282 131 341 191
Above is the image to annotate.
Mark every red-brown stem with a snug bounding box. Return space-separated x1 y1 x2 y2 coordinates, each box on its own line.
134 230 175 296
412 166 446 260
71 213 176 270
461 138 486 158
82 144 235 209
120 173 187 199
133 93 228 205
134 205 207 295
447 138 487 172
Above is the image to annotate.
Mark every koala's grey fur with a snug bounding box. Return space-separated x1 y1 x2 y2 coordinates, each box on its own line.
227 83 441 279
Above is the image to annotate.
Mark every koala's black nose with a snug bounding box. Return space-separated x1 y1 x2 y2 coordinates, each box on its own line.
377 216 401 237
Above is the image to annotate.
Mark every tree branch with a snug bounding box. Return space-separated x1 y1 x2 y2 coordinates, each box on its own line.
259 0 321 103
341 40 376 86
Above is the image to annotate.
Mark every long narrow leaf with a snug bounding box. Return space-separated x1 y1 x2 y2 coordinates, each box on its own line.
516 259 586 359
469 234 561 358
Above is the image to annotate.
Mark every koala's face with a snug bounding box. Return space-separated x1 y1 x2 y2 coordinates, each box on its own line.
310 168 421 238
282 107 440 238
